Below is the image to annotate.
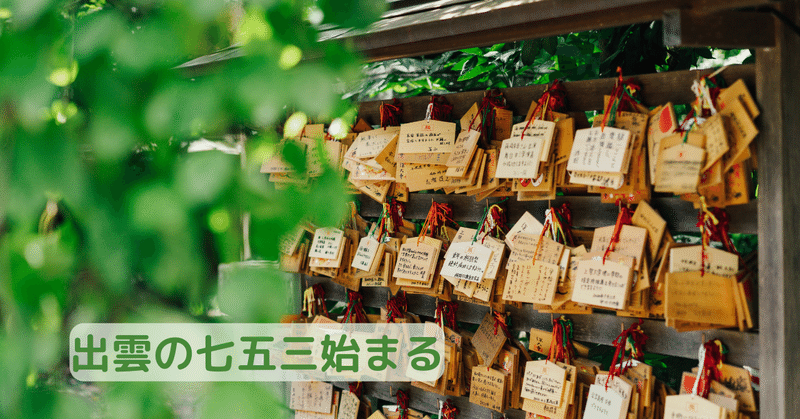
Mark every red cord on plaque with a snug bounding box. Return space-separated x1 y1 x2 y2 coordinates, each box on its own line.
550 202 576 247
418 202 456 245
600 68 643 130
606 319 648 390
548 316 576 365
474 197 509 244
395 389 410 419
492 309 510 338
426 95 454 122
302 284 330 318
691 339 727 398
380 98 403 129
519 80 567 187
435 300 459 331
386 291 408 323
467 89 509 148
602 202 634 264
348 382 363 398
341 290 368 324
441 399 459 419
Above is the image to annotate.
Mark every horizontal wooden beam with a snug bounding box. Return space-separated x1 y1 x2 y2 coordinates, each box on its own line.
358 194 758 234
303 275 760 368
357 64 755 123
663 9 776 48
320 0 774 61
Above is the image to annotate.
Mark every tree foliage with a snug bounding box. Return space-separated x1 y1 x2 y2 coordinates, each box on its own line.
0 0 384 418
348 22 753 101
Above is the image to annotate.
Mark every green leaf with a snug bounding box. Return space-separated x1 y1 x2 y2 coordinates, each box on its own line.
459 47 484 55
457 64 488 81
176 151 237 206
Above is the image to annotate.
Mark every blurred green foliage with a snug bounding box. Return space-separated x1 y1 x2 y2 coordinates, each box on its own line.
0 0 385 417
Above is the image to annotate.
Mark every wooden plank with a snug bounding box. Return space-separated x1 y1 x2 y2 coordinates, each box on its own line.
383 0 476 19
358 194 758 234
755 1 800 418
357 64 755 123
302 274 760 367
321 0 774 61
663 9 776 48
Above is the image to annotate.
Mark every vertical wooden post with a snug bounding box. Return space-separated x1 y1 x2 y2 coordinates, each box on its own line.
756 1 800 418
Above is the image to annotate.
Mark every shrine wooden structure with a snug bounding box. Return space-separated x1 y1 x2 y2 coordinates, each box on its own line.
193 0 800 417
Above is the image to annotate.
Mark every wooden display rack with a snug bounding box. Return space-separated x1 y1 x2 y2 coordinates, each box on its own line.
302 65 761 419
187 1 800 417
318 1 800 417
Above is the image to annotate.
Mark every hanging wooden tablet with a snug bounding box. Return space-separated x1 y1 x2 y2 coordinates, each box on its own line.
664 271 737 327
595 374 634 415
460 102 480 131
669 245 738 277
469 367 507 412
471 312 507 366
468 149 501 197
295 392 340 419
553 113 576 164
571 255 633 311
308 227 345 262
521 360 567 407
447 149 485 189
353 127 400 159
352 236 383 273
722 162 750 207
281 237 309 273
446 129 481 173
663 394 725 419
590 224 647 271
455 154 488 194
306 138 344 178
551 245 584 310
393 236 441 287
372 135 399 178
595 112 650 204
354 179 392 203
334 235 363 291
646 103 678 181
493 108 514 146
281 227 307 256
582 384 627 419
498 344 522 409
503 260 560 305
505 211 545 249
291 381 334 414
396 163 450 192
397 96 457 163
495 120 556 179
567 127 633 187
719 98 758 171
441 227 493 282
718 364 757 413
507 232 565 265
654 133 707 194
337 390 360 419
631 201 667 261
